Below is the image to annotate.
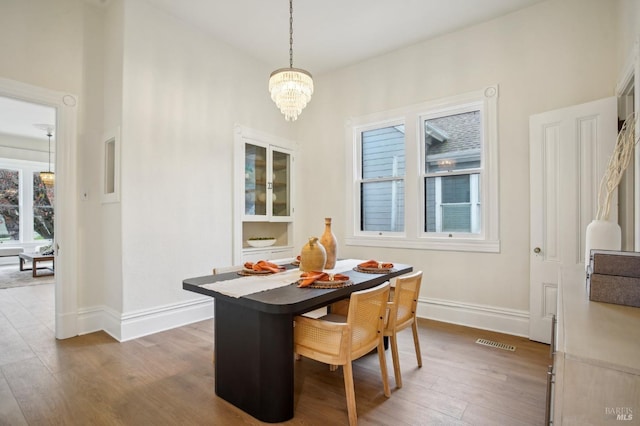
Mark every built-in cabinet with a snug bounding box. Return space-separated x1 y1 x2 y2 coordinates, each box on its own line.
242 141 292 221
548 267 640 425
233 126 296 264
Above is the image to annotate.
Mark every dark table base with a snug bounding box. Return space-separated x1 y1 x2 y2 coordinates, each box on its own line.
215 298 294 423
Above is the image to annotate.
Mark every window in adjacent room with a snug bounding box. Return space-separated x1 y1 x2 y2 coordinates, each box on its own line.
0 163 54 243
33 172 54 240
0 168 20 241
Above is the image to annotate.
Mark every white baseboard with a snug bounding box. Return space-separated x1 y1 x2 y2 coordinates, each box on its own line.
76 296 528 342
416 297 530 338
77 297 214 342
55 310 79 339
76 305 107 336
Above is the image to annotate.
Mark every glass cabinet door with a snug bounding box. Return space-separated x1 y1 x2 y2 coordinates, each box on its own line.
271 148 291 218
244 143 267 217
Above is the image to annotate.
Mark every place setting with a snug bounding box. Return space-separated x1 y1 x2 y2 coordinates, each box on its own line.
239 260 287 276
296 271 353 289
353 259 395 274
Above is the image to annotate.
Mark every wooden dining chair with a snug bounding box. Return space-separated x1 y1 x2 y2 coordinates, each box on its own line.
294 282 391 426
384 270 423 388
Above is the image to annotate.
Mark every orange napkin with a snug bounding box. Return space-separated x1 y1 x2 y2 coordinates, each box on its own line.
298 271 350 288
358 259 394 269
244 260 285 273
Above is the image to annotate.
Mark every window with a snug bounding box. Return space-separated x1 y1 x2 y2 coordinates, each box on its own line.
33 172 54 240
347 86 499 252
423 109 482 235
359 125 405 233
0 161 54 244
0 169 20 241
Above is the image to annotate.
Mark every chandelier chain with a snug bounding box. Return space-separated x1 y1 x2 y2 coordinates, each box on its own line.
289 0 293 68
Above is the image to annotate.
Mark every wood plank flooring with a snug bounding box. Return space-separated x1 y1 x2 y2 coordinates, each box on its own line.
0 283 549 425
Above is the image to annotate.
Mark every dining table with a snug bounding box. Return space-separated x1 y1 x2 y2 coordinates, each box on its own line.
182 258 412 423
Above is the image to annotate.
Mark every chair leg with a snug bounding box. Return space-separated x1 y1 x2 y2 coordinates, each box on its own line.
411 320 422 368
377 339 391 397
343 361 358 426
389 334 402 388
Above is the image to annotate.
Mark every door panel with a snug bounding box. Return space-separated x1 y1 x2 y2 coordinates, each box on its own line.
529 97 617 343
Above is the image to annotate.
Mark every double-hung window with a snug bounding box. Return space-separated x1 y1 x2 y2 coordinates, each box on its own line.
347 86 499 252
358 124 405 234
423 108 482 235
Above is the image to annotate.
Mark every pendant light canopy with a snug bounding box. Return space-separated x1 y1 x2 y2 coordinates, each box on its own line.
269 0 313 121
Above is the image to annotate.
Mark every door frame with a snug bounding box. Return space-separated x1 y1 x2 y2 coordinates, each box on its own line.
0 77 79 339
616 37 640 251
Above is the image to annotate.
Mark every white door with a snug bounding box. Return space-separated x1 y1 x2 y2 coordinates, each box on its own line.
529 97 617 343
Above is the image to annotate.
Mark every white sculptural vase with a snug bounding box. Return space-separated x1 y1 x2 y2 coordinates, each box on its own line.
584 219 621 269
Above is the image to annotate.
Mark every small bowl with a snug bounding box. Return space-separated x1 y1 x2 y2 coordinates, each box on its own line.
247 238 276 248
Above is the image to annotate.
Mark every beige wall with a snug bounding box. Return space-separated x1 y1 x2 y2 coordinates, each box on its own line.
0 0 84 95
295 0 619 328
118 0 294 314
617 0 640 70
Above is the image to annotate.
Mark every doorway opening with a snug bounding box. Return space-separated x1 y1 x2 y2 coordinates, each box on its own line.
0 77 79 339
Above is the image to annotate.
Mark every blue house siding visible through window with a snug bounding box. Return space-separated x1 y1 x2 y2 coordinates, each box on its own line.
361 126 405 232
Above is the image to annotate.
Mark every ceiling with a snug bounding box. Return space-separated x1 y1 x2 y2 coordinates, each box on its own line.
0 96 55 141
143 0 546 74
1 0 547 141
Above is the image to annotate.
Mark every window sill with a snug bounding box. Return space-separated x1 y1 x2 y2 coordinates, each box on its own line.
345 236 500 253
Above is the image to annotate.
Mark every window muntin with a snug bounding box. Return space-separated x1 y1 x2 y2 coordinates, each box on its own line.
359 125 405 233
423 109 482 235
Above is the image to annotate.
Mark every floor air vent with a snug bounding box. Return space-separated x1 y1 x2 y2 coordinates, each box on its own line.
475 338 516 351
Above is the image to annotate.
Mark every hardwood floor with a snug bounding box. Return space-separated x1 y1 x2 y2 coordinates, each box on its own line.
0 284 549 425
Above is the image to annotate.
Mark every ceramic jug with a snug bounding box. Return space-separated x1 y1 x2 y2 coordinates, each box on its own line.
300 237 326 272
319 217 337 269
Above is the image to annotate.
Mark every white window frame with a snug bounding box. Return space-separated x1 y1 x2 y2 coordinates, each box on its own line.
345 86 500 253
354 119 406 237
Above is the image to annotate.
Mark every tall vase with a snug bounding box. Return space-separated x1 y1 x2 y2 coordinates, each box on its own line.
584 219 621 270
319 217 338 269
300 237 326 272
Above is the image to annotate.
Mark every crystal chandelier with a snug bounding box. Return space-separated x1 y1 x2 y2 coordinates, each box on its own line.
34 124 55 186
269 0 313 121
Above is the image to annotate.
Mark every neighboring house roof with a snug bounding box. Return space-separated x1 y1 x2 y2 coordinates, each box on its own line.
425 110 481 156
